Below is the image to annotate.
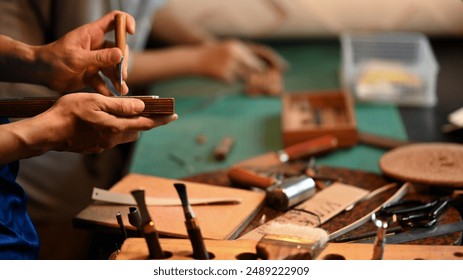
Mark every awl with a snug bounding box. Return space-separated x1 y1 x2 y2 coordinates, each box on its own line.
115 13 126 96
228 135 338 189
131 189 165 259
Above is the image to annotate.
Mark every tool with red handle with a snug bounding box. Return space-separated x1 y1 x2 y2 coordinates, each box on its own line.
228 135 338 189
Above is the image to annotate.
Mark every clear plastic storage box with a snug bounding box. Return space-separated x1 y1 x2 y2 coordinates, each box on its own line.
340 32 439 107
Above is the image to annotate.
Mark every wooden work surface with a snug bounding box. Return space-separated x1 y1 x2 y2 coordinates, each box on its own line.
183 165 463 246
74 165 463 261
75 173 265 240
115 238 463 260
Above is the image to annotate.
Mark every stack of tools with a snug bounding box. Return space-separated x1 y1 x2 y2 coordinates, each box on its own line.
281 90 357 148
112 184 330 260
115 223 330 260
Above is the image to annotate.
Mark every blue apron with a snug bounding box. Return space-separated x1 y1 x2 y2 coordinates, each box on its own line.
0 118 40 259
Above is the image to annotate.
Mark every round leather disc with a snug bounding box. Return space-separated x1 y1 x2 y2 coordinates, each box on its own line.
379 143 463 188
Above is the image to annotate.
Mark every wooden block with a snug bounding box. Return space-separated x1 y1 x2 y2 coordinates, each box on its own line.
115 238 258 260
114 238 463 260
318 243 463 260
282 90 358 148
0 95 175 118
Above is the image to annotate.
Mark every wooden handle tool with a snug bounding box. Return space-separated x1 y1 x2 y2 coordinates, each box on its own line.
115 13 127 95
228 166 278 189
131 189 165 259
278 135 338 162
174 183 210 260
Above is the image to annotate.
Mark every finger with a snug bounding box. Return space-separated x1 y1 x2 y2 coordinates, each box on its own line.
247 43 289 71
100 97 145 117
121 81 129 95
108 114 178 133
102 67 129 95
89 74 114 96
235 44 267 74
101 43 129 94
123 45 130 80
83 48 122 69
105 130 142 148
150 114 179 128
116 131 142 145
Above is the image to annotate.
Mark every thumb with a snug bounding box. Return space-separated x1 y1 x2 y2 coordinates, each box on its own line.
86 48 123 68
102 97 145 117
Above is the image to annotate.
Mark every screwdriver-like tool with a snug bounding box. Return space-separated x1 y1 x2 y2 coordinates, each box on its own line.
115 13 126 96
131 189 165 259
173 183 210 260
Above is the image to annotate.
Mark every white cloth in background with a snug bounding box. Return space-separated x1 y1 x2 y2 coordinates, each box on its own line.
161 0 463 39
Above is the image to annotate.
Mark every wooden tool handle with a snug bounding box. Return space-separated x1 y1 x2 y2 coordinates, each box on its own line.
228 166 277 189
283 135 338 161
214 136 235 161
0 96 175 118
115 13 127 54
358 132 411 150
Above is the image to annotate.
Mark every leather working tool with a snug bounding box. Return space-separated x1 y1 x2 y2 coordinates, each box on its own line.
131 189 165 259
115 13 126 96
228 135 338 189
127 207 142 236
329 182 410 241
265 175 317 211
353 197 455 245
376 197 450 229
116 212 128 241
174 183 210 260
370 206 396 260
356 221 463 244
92 187 241 206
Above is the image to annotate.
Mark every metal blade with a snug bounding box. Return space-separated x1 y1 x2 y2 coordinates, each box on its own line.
355 221 463 244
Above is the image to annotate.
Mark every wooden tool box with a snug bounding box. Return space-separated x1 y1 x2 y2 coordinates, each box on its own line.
114 238 463 260
281 90 358 148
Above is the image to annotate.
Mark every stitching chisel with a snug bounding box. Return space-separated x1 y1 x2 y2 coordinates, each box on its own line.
174 183 210 260
131 189 165 259
115 13 126 96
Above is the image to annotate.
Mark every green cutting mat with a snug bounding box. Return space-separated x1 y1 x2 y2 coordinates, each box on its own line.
130 41 407 178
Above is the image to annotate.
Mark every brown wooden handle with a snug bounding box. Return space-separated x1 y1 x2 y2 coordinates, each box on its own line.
214 136 235 161
115 13 127 54
283 135 338 161
227 166 276 189
358 132 410 150
0 96 175 118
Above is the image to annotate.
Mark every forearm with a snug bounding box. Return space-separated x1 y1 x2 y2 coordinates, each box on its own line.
127 47 205 86
0 118 57 165
0 35 49 87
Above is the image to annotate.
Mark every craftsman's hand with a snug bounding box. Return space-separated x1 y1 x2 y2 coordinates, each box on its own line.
38 11 136 96
0 93 178 163
45 93 177 153
195 39 288 83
